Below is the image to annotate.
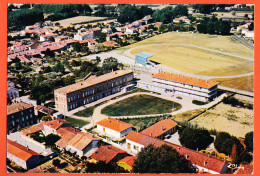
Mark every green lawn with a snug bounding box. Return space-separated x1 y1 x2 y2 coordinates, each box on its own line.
121 116 165 130
101 94 181 116
64 116 89 127
73 100 109 117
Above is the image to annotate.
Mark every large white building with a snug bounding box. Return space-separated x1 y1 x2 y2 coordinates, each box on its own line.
137 72 219 101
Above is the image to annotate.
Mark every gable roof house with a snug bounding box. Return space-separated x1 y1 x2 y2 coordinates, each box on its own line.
125 131 229 174
43 119 71 135
117 156 137 172
91 145 127 164
55 127 80 149
7 139 40 170
96 117 133 139
140 119 178 139
65 132 101 157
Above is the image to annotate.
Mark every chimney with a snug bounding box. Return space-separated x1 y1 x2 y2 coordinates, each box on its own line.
150 133 152 137
161 126 164 131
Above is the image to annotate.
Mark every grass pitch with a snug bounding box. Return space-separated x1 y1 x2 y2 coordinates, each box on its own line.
101 94 181 116
130 44 254 76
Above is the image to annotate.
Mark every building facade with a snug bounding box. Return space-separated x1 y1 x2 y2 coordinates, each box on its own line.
96 117 133 139
54 70 134 112
137 71 219 101
7 102 37 134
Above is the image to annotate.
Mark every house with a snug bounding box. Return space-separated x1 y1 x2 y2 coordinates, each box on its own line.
7 86 19 99
125 28 137 34
125 131 229 174
137 71 219 101
54 70 134 112
103 41 119 48
173 18 183 23
43 119 71 135
55 127 80 149
140 119 178 139
117 156 137 172
7 102 37 134
96 117 133 139
65 132 101 157
40 33 59 42
74 31 93 40
91 145 127 164
135 51 154 66
34 105 57 118
102 28 112 34
55 35 69 43
7 139 40 170
21 123 44 136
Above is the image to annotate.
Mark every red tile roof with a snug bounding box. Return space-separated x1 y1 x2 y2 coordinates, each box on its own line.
91 145 126 164
7 139 39 161
22 124 44 136
126 131 227 173
141 119 178 138
153 71 219 89
55 70 133 95
117 156 137 168
56 127 80 149
236 165 253 174
7 102 34 116
44 119 70 130
97 117 132 133
67 132 101 150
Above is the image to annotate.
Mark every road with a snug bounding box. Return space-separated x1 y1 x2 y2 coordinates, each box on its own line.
233 34 254 50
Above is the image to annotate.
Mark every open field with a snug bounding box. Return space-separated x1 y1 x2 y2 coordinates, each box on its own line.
212 75 254 92
190 103 254 138
130 44 254 76
173 108 206 123
53 16 107 27
101 94 181 116
212 11 254 18
121 32 254 59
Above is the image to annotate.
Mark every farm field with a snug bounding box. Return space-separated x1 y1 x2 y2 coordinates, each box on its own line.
101 94 181 116
121 32 254 59
53 16 107 27
130 44 254 76
189 103 254 138
212 75 254 92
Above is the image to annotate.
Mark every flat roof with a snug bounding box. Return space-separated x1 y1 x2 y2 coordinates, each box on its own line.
136 51 153 58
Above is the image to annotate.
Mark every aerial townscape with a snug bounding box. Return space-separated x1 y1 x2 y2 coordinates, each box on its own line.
6 4 254 174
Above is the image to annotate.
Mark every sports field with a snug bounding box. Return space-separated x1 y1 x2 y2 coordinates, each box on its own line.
53 16 107 27
130 44 254 76
122 32 254 59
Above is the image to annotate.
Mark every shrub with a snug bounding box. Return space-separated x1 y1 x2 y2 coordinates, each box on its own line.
244 131 253 152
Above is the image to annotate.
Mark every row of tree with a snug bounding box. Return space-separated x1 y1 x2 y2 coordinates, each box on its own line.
197 16 231 35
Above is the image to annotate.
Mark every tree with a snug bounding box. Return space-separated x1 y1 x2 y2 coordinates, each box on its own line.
192 4 215 14
179 127 214 150
133 144 196 173
45 134 61 147
117 5 142 23
41 115 52 121
214 132 244 156
73 42 81 52
244 131 253 152
102 57 123 73
80 46 89 53
52 62 65 73
62 75 76 86
173 4 188 17
48 36 55 42
43 48 55 57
